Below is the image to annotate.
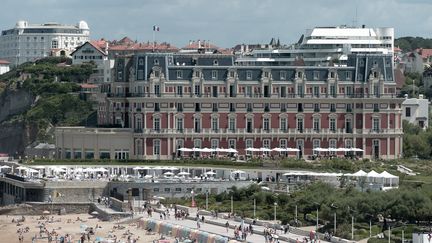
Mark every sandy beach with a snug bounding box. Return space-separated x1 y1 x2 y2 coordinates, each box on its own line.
0 213 161 243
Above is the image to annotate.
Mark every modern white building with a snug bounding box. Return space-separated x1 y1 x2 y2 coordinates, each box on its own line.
402 94 429 129
71 40 113 84
0 59 10 75
0 20 90 66
236 25 394 67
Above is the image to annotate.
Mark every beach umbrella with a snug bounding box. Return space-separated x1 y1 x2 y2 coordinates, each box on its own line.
286 148 300 152
164 171 174 176
206 171 216 175
226 148 238 153
200 147 215 153
43 210 50 215
91 211 99 215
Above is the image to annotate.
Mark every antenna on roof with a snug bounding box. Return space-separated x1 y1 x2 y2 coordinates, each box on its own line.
353 2 358 27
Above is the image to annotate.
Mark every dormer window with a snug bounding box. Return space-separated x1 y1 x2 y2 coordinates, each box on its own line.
194 70 200 77
211 70 218 80
280 71 286 80
229 71 235 78
263 71 269 78
359 59 365 67
313 71 319 80
346 71 351 80
330 72 335 78
246 71 252 80
154 59 159 65
373 71 378 78
138 58 144 65
176 70 183 79
213 60 218 66
297 71 303 78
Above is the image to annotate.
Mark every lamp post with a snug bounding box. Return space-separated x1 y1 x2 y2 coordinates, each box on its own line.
205 190 209 210
331 203 338 235
253 198 256 218
230 195 233 215
348 207 356 240
295 204 298 224
314 202 320 232
274 202 278 230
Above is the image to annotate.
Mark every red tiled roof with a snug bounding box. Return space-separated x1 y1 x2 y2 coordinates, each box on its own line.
416 48 432 59
118 37 134 44
182 40 219 50
0 59 10 65
80 83 98 89
109 42 178 52
394 47 401 52
89 40 107 55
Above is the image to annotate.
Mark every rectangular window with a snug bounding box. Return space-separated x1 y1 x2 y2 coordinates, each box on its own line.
313 139 320 155
228 139 236 149
330 103 336 112
212 117 219 132
212 103 218 112
314 103 320 112
229 117 236 132
211 70 218 80
137 70 144 80
177 103 183 112
246 86 252 97
247 103 253 112
211 139 219 149
154 103 160 112
195 103 201 112
280 71 286 80
280 103 286 112
154 85 160 96
405 107 411 117
229 103 235 112
194 85 201 96
297 118 304 132
346 71 351 80
280 118 287 131
313 86 320 97
263 118 270 131
154 117 160 131
176 70 183 79
313 118 320 132
194 118 201 133
330 118 336 132
373 118 380 132
297 85 304 97
229 71 235 78
246 71 252 80
330 85 336 97
176 117 183 132
280 86 287 97
153 139 160 155
346 86 352 96
313 71 319 80
246 139 253 154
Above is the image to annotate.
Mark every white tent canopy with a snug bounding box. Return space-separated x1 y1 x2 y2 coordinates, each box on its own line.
352 170 367 177
380 171 398 178
367 170 381 177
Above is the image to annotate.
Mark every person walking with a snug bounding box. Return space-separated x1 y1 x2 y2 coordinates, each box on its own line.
225 221 229 233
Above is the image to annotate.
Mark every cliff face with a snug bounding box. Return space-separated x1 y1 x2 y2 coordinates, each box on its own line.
0 89 37 155
0 89 34 123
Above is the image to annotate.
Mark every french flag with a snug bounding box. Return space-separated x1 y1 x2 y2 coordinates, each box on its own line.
153 25 160 32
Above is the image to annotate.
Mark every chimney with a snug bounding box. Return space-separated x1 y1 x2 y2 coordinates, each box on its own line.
198 40 201 48
104 42 109 54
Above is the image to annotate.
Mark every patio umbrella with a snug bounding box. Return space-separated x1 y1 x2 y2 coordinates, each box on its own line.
16 166 28 171
272 148 287 152
350 148 364 152
91 211 99 215
245 148 260 152
200 147 215 153
164 171 174 176
178 147 193 152
259 147 272 152
133 166 144 171
206 171 216 175
177 171 190 176
313 148 328 152
286 148 300 152
42 210 50 215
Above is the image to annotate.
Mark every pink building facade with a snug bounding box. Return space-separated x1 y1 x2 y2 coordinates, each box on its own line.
56 53 403 160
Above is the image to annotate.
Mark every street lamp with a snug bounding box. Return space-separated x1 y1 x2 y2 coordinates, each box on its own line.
330 203 338 235
253 198 256 218
348 207 356 240
314 202 320 232
366 213 373 238
205 190 209 210
230 195 233 215
274 202 278 222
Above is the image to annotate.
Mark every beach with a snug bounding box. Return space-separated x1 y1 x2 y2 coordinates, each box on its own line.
0 213 161 243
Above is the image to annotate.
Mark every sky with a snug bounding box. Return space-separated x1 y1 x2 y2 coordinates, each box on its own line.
1 0 432 48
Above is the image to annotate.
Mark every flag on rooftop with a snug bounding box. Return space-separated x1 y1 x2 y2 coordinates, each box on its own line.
153 25 160 32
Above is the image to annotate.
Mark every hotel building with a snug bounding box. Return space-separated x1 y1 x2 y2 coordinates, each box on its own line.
56 49 404 160
0 20 90 66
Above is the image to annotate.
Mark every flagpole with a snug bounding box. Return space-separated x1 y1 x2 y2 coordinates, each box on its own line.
152 28 155 52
